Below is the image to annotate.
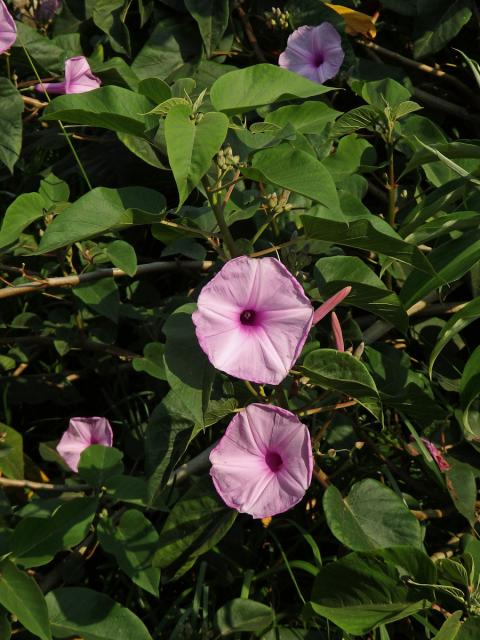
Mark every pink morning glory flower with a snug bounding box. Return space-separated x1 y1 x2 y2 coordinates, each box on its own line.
278 23 344 84
35 56 101 95
0 0 17 55
193 256 313 386
193 256 351 385
210 403 313 518
420 438 451 473
57 417 113 473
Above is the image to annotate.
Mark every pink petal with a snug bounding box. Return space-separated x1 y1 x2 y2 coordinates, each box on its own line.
210 404 313 518
311 22 343 56
420 438 451 473
193 257 313 385
64 56 101 94
331 311 344 352
56 417 113 473
313 286 351 325
283 25 315 60
0 0 16 54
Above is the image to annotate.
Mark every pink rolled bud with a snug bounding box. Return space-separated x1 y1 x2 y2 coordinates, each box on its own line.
313 286 351 325
331 311 344 352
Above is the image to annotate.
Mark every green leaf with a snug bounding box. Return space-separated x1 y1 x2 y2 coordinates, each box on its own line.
360 78 411 110
46 587 152 640
165 105 229 206
12 498 98 568
106 239 137 276
98 509 161 596
0 559 51 640
301 348 383 423
78 446 124 487
42 86 153 136
210 64 334 114
73 278 120 323
265 100 341 134
93 0 131 56
39 173 70 208
446 459 477 525
216 599 274 636
13 22 65 74
185 0 229 56
243 145 339 211
37 186 166 254
314 255 408 330
323 480 423 551
0 78 24 172
0 423 24 480
400 232 480 309
330 105 380 137
138 78 171 103
0 193 46 249
429 298 480 376
414 0 472 59
153 476 236 573
132 342 167 380
460 345 480 444
163 303 214 430
302 209 435 275
310 553 430 635
458 618 480 640
432 612 463 639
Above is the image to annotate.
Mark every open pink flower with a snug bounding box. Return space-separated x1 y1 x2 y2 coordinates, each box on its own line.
0 0 16 54
210 403 313 518
193 257 351 385
57 417 113 472
279 23 344 84
35 56 101 95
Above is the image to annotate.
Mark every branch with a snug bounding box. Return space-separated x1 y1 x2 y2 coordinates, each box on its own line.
0 335 140 360
0 260 213 300
235 2 266 62
0 477 88 492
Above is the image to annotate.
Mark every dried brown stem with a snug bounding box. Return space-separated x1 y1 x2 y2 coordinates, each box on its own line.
235 2 266 62
0 476 88 492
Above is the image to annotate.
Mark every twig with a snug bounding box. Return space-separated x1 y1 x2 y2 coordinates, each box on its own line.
235 1 266 62
0 260 213 300
0 477 88 492
0 335 140 360
202 176 237 258
297 400 357 417
166 444 216 487
412 87 480 126
22 95 48 109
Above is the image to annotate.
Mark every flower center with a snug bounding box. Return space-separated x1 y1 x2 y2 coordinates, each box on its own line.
312 51 324 67
265 450 283 472
240 309 257 326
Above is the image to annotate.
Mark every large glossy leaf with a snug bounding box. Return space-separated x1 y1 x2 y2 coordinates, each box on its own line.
165 104 228 206
400 232 480 309
314 255 408 330
310 553 430 635
432 611 462 639
216 599 274 636
93 0 131 56
323 480 423 551
302 209 434 275
243 145 339 211
42 86 152 136
0 78 24 173
446 460 477 524
78 446 124 487
210 64 334 114
153 476 236 573
37 187 166 253
98 509 161 596
414 0 472 59
460 345 480 444
0 423 24 479
265 101 341 134
185 0 229 56
0 559 51 640
12 498 98 568
429 297 480 376
0 193 46 250
46 587 152 640
301 348 383 422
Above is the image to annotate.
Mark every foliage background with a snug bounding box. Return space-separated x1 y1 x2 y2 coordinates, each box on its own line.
1 0 480 638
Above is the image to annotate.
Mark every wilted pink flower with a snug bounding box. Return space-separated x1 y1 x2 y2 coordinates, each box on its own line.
279 23 344 84
420 438 451 473
331 311 344 352
57 417 113 472
210 403 313 518
34 0 61 26
0 0 17 54
35 56 101 95
193 257 351 385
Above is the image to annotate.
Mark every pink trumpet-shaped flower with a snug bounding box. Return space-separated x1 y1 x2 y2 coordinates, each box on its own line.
420 438 451 473
331 311 344 352
35 56 101 95
0 0 17 54
57 417 113 472
193 256 314 385
278 23 344 84
210 403 313 518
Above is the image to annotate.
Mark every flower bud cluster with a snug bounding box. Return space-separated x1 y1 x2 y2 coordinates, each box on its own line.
264 192 293 213
216 145 240 171
265 6 290 30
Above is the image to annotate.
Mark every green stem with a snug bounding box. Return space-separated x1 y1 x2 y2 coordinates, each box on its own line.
202 175 237 258
20 44 93 190
387 144 397 228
